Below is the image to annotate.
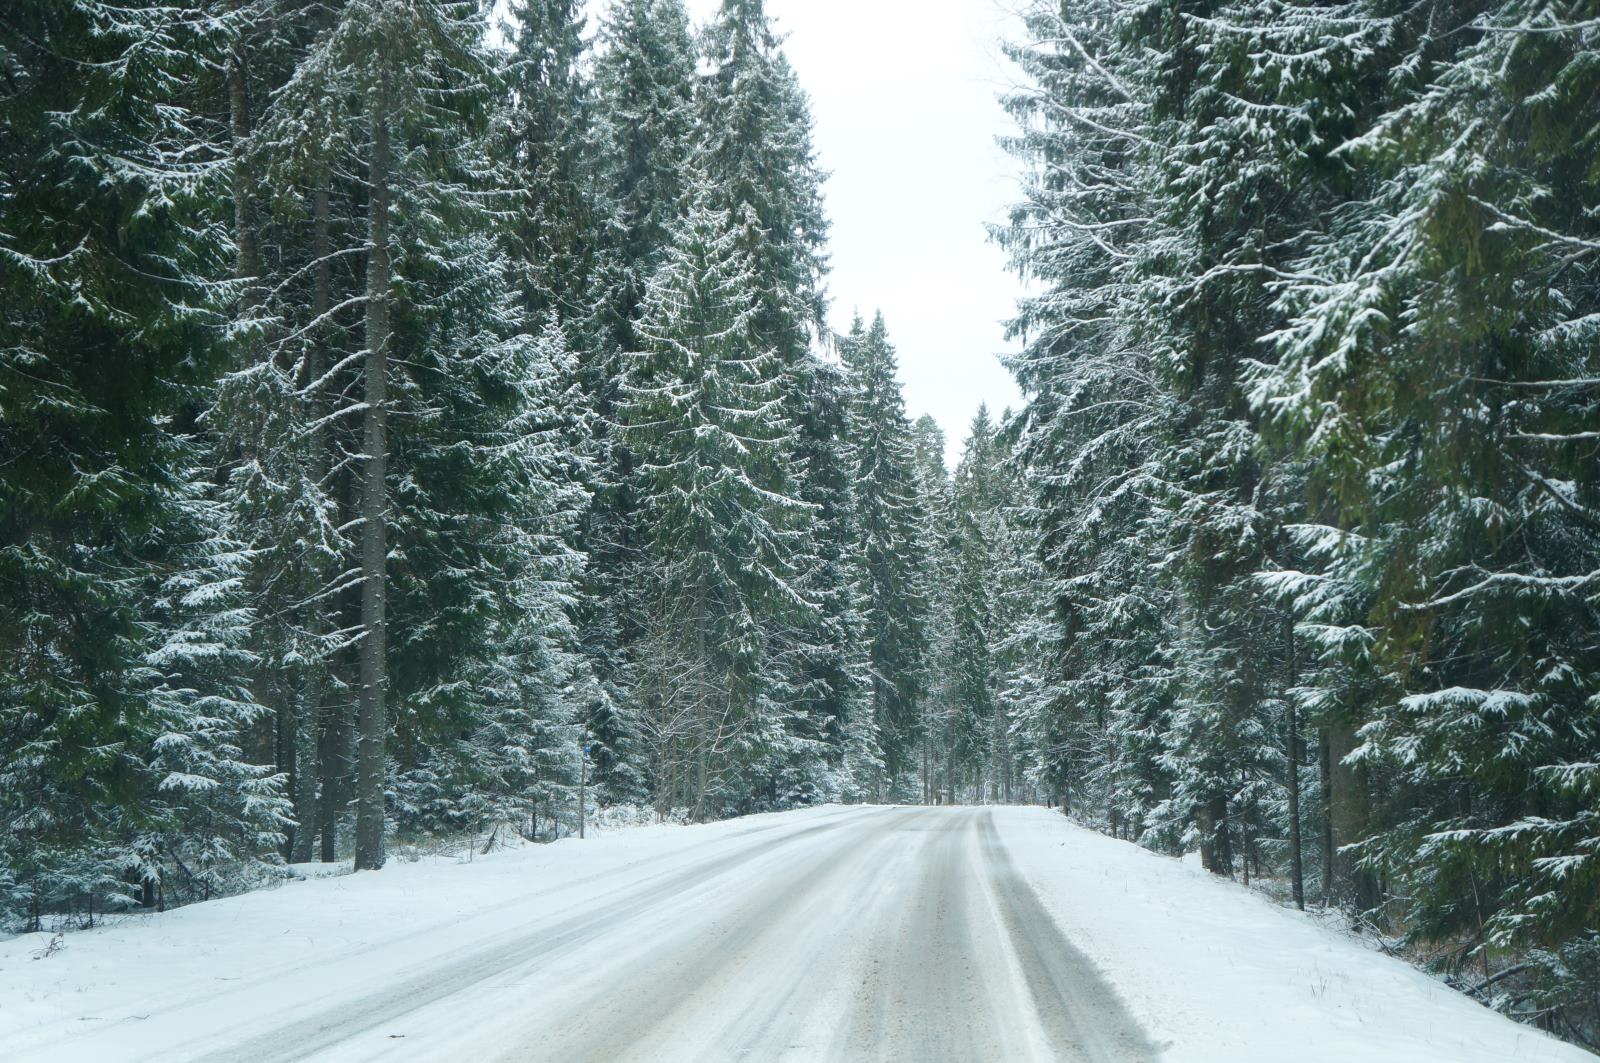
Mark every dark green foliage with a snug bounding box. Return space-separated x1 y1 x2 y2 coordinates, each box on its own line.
0 0 989 937
0 0 287 924
840 314 930 788
999 0 1600 1038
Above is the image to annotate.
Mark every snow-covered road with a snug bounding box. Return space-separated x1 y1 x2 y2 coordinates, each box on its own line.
2 805 1592 1062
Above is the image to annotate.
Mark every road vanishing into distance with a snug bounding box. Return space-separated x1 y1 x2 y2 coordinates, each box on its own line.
32 807 1154 1062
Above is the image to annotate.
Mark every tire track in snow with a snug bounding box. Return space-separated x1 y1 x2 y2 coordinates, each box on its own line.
183 810 868 1063
977 809 1155 1062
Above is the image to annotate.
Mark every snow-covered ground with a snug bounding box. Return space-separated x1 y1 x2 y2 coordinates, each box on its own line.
996 810 1590 1063
0 805 1589 1062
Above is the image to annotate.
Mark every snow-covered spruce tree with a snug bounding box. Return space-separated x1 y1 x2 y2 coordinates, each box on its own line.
1255 0 1600 959
996 0 1388 876
137 461 294 907
923 404 1040 807
499 0 599 330
995 0 1179 837
1002 0 1600 1026
579 0 701 803
945 409 1000 798
393 320 591 841
620 180 814 820
0 0 288 926
252 0 565 868
907 415 954 803
208 0 358 865
1108 0 1381 881
695 0 828 359
694 0 849 804
986 431 1054 809
946 405 1036 804
840 313 931 796
489 0 627 821
594 0 698 353
763 352 868 805
381 132 592 846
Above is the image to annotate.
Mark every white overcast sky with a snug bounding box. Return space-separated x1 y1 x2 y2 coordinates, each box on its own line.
677 0 1027 468
561 0 1028 467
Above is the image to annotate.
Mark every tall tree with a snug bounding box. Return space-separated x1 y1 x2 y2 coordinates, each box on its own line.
0 0 288 924
580 0 701 801
620 182 812 818
254 0 513 870
841 314 930 791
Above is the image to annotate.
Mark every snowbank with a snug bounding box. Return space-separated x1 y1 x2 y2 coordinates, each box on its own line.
995 807 1592 1063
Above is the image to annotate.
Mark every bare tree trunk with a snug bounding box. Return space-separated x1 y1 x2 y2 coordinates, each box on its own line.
1198 794 1232 876
289 680 319 862
291 178 336 865
921 722 930 805
692 584 709 822
318 696 349 862
353 68 392 873
1319 728 1334 904
226 40 260 301
268 679 296 859
1286 615 1305 910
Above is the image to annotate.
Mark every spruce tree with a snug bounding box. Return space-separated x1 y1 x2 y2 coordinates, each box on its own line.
252 0 523 869
0 0 287 924
840 314 930 792
580 0 701 801
620 180 813 818
1257 0 1600 945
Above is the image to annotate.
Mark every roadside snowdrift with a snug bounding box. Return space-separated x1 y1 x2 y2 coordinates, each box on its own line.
996 807 1590 1063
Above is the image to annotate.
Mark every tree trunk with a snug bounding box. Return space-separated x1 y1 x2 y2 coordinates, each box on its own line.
226 39 260 301
1328 723 1377 910
289 677 320 863
353 69 392 873
318 456 358 863
1319 728 1334 904
1198 794 1233 876
1286 616 1305 910
921 724 930 805
317 698 348 861
292 177 337 866
272 677 297 860
1286 707 1305 909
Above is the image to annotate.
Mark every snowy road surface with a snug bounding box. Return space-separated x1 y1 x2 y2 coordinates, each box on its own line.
2 805 1593 1062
